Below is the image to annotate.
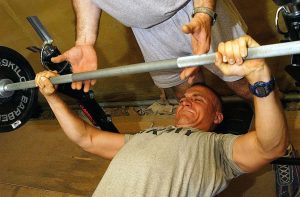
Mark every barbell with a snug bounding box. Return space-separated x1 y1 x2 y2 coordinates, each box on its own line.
2 40 300 92
1 40 300 132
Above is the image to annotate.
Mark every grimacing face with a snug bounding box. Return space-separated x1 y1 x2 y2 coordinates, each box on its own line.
175 86 223 131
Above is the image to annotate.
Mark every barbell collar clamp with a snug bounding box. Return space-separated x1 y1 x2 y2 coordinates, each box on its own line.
0 79 14 98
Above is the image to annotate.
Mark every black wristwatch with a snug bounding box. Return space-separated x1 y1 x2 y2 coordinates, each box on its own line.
249 77 275 98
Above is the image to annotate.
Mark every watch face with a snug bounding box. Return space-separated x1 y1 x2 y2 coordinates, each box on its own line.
255 86 267 96
249 78 275 97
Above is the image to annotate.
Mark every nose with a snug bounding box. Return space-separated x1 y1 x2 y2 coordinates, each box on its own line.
180 98 192 106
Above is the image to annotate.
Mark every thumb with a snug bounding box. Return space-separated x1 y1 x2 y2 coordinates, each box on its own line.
182 24 193 34
180 70 186 80
214 52 223 67
215 52 231 75
241 35 260 48
51 54 67 63
180 67 198 80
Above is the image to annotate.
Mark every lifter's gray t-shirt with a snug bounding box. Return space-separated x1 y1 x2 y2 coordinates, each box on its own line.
93 126 244 197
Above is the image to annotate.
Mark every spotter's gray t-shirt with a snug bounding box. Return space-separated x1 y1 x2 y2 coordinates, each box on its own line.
92 0 189 28
92 0 248 86
93 126 244 197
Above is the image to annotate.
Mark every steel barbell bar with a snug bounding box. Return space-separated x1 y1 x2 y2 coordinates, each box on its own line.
1 40 300 93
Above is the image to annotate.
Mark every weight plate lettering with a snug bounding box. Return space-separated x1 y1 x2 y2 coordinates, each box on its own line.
0 46 38 132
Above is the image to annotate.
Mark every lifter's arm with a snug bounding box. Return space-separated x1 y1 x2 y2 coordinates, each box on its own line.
215 35 289 172
35 71 125 160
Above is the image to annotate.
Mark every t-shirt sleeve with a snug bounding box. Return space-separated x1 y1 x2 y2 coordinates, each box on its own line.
124 134 135 144
215 133 245 178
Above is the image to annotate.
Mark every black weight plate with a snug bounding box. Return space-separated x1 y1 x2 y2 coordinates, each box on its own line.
0 46 38 132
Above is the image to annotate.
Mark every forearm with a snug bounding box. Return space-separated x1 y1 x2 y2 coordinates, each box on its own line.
35 70 125 159
44 94 96 147
73 0 101 45
193 0 215 9
248 68 288 157
44 93 125 159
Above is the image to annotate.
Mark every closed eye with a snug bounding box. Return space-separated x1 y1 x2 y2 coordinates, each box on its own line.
193 96 206 103
194 99 203 102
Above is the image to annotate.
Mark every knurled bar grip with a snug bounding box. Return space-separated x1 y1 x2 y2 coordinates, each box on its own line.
3 40 300 92
27 16 53 44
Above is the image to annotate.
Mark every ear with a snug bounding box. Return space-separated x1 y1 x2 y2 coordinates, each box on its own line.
213 111 223 124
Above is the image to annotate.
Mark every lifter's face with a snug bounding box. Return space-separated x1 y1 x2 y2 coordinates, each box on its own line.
175 86 223 131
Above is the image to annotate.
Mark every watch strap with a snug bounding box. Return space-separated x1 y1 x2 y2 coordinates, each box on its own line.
192 7 217 25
